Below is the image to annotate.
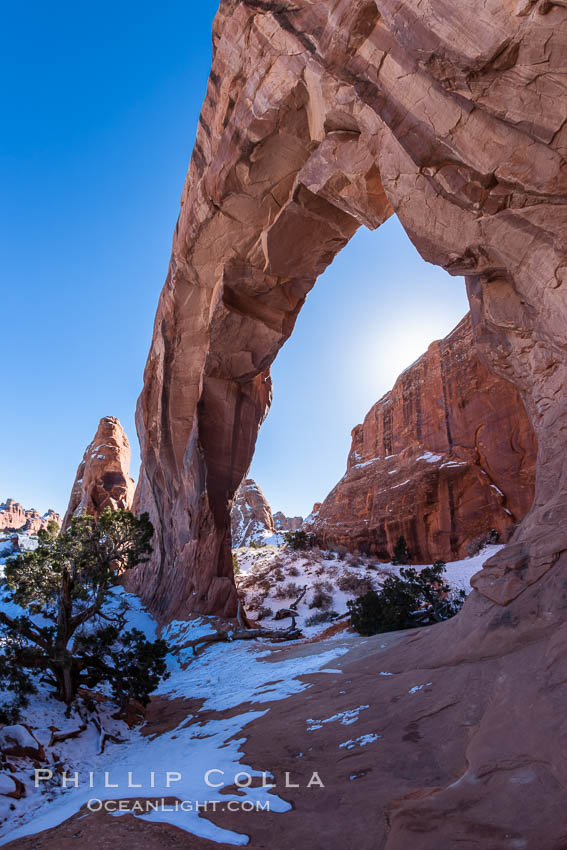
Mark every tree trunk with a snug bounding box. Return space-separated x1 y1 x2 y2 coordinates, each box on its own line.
51 654 79 705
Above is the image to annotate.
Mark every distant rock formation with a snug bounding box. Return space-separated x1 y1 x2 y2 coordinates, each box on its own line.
62 417 135 530
273 511 303 533
23 508 62 534
303 503 322 527
310 315 537 562
0 499 61 534
231 479 275 547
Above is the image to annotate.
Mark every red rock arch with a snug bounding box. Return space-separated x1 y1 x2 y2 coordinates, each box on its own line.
129 0 567 629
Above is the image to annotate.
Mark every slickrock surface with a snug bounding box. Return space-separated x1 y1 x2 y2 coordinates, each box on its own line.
62 417 135 529
231 478 275 546
311 314 537 561
273 511 303 532
0 500 61 533
6 618 567 850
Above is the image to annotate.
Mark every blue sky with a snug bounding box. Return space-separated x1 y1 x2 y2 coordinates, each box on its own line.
1 1 468 519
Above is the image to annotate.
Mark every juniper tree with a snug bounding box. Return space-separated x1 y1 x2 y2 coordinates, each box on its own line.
347 563 466 636
391 535 411 565
0 509 168 717
284 530 310 551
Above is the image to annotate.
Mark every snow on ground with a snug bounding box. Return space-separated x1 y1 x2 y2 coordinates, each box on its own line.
234 543 502 635
0 585 348 846
0 533 39 578
0 541 501 845
440 544 502 589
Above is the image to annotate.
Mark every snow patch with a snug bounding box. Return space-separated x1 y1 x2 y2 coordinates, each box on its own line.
339 733 381 750
408 683 433 695
306 705 369 731
416 451 442 463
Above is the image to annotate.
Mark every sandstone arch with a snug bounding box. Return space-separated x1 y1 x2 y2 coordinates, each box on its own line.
130 0 567 628
124 2 567 842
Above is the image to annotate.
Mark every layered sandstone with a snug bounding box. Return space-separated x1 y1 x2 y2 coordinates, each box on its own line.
0 500 61 534
311 314 537 561
231 478 275 546
63 417 135 529
273 511 303 533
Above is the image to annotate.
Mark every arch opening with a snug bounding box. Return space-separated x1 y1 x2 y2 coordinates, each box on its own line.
249 216 471 521
248 215 537 567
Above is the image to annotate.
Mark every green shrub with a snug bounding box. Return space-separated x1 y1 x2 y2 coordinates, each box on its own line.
347 563 466 636
305 610 339 627
465 529 500 557
245 593 267 611
391 535 411 565
337 572 373 595
284 530 310 550
273 581 302 600
309 581 334 610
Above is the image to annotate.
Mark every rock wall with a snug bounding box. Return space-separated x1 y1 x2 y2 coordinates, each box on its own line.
62 417 135 529
311 314 537 561
231 478 275 546
0 500 61 533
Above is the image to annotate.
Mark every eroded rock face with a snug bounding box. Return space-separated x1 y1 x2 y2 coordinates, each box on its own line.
0 500 61 533
132 0 567 623
273 511 303 532
62 417 135 529
231 478 275 546
311 314 537 561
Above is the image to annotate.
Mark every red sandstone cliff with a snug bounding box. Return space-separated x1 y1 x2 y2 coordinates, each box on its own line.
310 315 536 562
0 500 62 533
62 417 135 529
231 478 275 546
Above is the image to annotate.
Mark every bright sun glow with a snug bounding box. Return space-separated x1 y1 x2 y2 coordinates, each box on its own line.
359 311 465 399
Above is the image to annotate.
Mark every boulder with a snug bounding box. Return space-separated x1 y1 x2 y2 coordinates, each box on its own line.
0 725 44 761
